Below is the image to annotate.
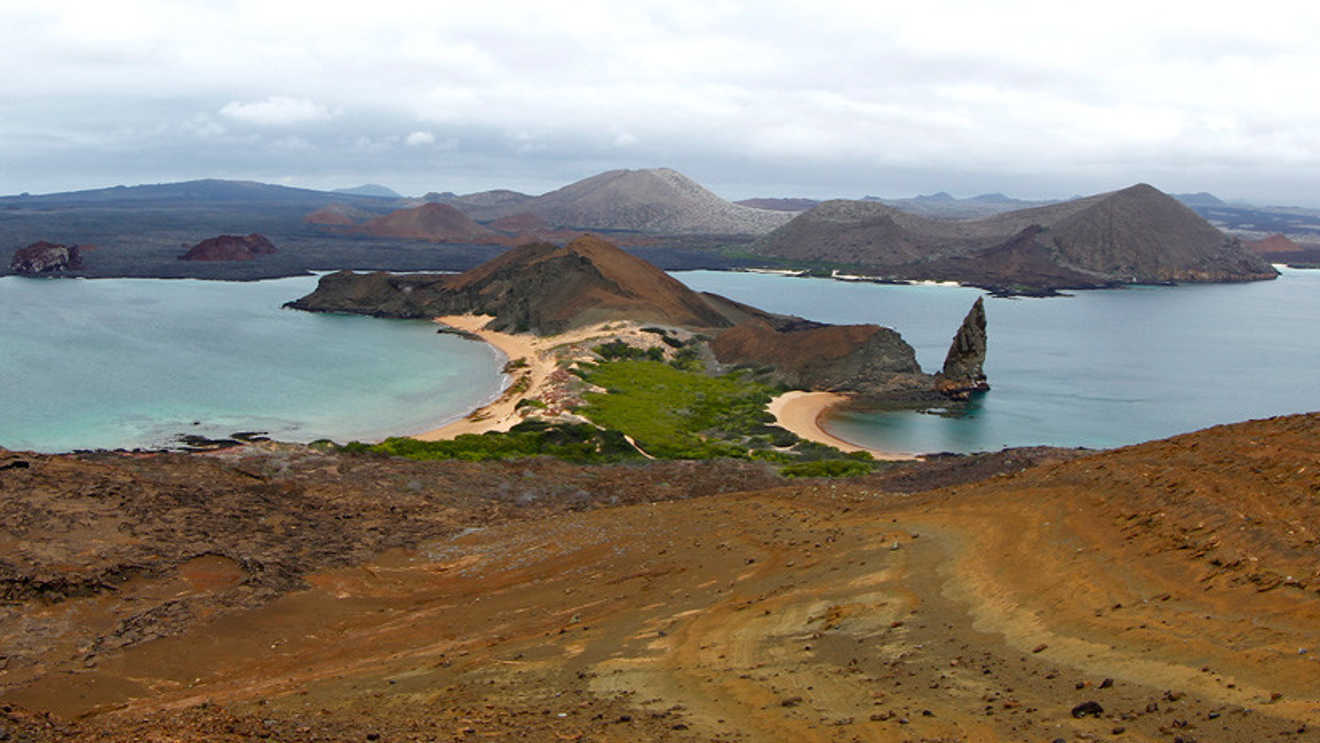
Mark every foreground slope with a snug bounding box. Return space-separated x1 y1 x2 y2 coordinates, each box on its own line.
2 414 1318 740
755 184 1278 291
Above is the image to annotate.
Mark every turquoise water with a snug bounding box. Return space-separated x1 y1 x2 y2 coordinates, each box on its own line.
0 276 504 452
5 269 1317 455
678 268 1320 454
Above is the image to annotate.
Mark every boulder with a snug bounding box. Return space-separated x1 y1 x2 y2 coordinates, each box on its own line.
10 242 83 273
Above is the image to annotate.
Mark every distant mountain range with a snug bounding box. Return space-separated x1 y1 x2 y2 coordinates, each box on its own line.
0 179 396 209
1 173 1303 288
752 184 1277 292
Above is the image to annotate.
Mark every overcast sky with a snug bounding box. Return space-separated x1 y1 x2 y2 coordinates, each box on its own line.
5 1 1320 204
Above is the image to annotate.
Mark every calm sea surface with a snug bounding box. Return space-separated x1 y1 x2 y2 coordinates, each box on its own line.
678 267 1320 454
0 275 504 452
3 269 1316 455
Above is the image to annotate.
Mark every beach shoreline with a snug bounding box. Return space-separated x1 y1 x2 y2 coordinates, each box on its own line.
412 315 657 441
767 390 920 461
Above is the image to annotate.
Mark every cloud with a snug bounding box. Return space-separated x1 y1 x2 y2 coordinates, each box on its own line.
405 130 436 146
219 97 335 127
5 1 1320 204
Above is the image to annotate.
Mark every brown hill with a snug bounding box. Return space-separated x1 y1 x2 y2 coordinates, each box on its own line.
460 168 795 235
1247 233 1303 254
754 184 1278 290
1045 184 1273 282
288 234 734 334
356 203 507 244
178 234 277 261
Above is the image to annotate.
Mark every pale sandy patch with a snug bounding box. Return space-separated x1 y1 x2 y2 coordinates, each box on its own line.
767 390 919 461
413 315 649 440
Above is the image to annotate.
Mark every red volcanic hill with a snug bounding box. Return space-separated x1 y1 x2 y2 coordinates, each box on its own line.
179 234 277 261
357 203 507 245
1246 233 1302 254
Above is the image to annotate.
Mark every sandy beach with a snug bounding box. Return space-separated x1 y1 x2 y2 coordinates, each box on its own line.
767 390 919 461
414 315 652 440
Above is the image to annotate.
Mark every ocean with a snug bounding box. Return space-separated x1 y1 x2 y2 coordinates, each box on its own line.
0 275 504 452
678 267 1320 454
3 268 1317 455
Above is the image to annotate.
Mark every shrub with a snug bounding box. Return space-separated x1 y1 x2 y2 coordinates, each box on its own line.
780 459 873 478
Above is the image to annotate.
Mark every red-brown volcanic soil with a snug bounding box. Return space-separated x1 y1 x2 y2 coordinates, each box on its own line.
2 414 1319 741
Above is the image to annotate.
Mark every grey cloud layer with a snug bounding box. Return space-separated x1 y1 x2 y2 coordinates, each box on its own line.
4 0 1319 203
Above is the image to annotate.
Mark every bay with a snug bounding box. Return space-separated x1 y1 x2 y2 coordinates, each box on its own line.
677 267 1320 454
0 275 504 452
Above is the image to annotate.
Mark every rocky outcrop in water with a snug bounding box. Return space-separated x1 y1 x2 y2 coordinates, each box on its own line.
10 242 83 273
179 234 278 261
935 297 989 399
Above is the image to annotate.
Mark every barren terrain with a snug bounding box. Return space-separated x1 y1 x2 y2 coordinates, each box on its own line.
3 414 1319 741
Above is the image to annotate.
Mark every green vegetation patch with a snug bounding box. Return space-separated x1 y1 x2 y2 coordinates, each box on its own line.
780 459 873 478
336 351 877 478
577 359 773 459
594 340 664 362
341 421 641 464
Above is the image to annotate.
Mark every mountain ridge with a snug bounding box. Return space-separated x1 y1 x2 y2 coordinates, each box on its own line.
754 183 1277 291
452 168 795 235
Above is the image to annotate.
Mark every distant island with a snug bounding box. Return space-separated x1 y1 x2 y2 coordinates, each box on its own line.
751 184 1277 294
0 168 1292 292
